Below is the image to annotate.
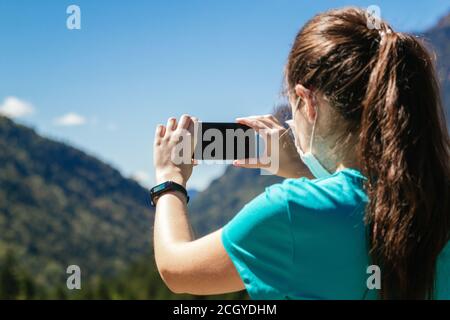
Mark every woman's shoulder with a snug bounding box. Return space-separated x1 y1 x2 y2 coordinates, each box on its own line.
275 168 368 215
226 168 368 236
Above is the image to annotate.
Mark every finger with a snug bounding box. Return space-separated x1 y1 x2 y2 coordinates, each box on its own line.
192 159 199 166
236 118 269 131
154 125 165 145
237 115 270 125
236 115 266 120
178 114 191 130
236 115 274 122
155 124 165 138
258 115 284 129
238 114 283 129
189 117 199 135
189 116 199 150
232 158 269 169
190 116 199 127
165 117 177 136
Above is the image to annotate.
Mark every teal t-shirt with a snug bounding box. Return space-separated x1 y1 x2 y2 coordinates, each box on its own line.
221 168 450 300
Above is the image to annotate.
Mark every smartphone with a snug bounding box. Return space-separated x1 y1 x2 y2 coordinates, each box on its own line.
193 122 257 161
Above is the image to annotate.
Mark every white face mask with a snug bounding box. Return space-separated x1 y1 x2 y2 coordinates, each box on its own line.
286 97 332 179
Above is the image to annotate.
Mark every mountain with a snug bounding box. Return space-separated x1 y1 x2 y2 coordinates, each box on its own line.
424 11 450 128
187 188 200 201
0 116 153 287
189 11 450 236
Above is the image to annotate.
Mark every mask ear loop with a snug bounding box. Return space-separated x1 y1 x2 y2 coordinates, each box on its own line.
280 95 318 151
308 94 319 154
279 96 302 140
294 95 302 110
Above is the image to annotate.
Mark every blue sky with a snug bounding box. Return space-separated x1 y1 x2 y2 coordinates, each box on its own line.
0 0 448 190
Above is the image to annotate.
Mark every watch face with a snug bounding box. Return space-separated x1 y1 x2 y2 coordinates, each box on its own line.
153 183 168 193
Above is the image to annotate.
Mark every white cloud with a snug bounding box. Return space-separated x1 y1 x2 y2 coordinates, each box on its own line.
54 113 87 126
0 96 35 118
131 170 151 187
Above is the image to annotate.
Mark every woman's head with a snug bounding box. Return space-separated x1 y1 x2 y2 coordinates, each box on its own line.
285 7 450 299
285 8 386 172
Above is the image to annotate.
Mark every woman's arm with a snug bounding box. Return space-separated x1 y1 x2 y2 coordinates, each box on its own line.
153 115 245 295
154 191 245 294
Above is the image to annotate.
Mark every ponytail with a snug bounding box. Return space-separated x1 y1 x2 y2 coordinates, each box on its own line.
360 28 450 299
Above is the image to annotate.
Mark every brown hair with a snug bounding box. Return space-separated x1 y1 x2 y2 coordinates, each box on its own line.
286 7 450 299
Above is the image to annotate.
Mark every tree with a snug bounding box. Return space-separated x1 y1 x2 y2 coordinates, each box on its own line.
0 250 21 299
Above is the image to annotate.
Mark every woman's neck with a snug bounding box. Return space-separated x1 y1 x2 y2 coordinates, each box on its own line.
315 137 362 174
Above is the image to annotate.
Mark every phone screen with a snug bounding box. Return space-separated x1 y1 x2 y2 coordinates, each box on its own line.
193 122 257 160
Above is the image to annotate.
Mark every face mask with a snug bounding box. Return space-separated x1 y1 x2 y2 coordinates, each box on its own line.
285 97 332 179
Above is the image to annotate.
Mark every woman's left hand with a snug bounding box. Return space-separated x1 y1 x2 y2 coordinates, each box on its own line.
234 114 310 179
153 115 197 187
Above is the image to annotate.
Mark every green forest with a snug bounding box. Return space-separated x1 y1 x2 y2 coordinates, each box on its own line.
0 249 248 300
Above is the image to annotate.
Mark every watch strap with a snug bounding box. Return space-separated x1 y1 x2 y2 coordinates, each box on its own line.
149 181 189 207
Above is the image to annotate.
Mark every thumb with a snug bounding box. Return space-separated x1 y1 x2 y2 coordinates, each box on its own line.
233 158 267 169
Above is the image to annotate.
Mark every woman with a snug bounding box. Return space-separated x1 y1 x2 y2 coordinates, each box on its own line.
152 7 450 299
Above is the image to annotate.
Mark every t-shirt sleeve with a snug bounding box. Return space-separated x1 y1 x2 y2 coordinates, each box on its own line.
221 182 294 300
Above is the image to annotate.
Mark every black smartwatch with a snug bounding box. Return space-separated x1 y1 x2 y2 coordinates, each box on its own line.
149 181 189 207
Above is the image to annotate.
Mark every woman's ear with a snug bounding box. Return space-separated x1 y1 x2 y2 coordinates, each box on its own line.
294 84 317 123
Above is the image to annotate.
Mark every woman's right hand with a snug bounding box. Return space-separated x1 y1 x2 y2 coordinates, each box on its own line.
234 115 312 179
